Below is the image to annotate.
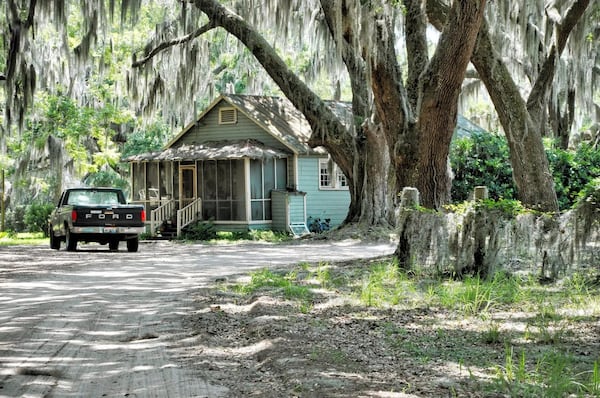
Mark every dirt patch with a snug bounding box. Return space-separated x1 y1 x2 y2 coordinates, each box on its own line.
185 257 600 397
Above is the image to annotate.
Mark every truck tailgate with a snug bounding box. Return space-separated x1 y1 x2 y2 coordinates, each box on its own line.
74 206 145 227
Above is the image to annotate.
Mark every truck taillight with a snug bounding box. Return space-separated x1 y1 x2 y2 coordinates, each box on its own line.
141 209 146 223
71 210 77 222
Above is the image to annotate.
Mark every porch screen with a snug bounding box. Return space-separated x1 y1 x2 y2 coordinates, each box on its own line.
201 160 245 221
250 158 287 221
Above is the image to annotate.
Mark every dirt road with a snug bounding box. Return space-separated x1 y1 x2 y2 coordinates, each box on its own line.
0 239 394 397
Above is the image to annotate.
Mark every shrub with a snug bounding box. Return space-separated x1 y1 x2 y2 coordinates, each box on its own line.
547 143 600 209
450 131 516 202
451 132 600 210
179 220 218 241
6 206 26 232
24 203 54 236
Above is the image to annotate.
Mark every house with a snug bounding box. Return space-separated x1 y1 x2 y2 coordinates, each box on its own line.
126 94 352 237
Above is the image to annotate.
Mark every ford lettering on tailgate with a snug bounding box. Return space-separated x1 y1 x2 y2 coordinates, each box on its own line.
85 213 136 220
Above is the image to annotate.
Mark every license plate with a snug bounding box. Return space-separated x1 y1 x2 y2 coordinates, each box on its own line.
104 227 117 233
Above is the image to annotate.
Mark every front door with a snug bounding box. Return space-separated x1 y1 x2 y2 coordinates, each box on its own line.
178 165 197 209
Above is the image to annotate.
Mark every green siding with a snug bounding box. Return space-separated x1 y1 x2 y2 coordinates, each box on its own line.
175 103 290 152
271 191 288 232
297 157 350 227
289 194 306 224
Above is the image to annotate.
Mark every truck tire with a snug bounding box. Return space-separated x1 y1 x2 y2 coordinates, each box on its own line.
109 240 119 251
49 225 61 250
127 237 139 253
66 228 78 251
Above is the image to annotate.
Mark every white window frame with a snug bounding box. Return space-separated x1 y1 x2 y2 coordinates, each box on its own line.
319 158 349 190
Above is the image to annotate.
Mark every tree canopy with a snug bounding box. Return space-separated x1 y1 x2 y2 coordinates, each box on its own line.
1 0 598 218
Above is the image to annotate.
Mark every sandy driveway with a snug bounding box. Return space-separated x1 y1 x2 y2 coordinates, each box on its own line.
0 239 394 397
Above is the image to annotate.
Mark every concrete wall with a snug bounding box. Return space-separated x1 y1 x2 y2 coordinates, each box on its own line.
395 188 600 279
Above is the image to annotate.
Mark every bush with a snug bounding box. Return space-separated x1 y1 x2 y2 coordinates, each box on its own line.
6 206 26 232
576 177 600 205
451 132 600 210
24 203 54 237
179 220 218 241
547 143 600 209
450 131 516 202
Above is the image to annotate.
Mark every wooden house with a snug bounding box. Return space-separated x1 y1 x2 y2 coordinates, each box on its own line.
126 94 352 237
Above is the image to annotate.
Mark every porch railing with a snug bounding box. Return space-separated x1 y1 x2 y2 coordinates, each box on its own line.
177 198 202 236
150 199 175 237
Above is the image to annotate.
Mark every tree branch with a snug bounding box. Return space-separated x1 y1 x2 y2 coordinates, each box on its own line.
194 0 356 187
319 0 369 117
526 0 591 122
132 21 216 68
404 0 429 110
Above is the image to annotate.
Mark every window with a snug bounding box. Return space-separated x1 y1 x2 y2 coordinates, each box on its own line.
250 158 288 221
319 158 348 190
201 160 246 221
219 107 237 124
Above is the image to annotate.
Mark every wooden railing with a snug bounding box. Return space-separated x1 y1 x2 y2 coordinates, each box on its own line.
177 198 202 236
150 199 175 237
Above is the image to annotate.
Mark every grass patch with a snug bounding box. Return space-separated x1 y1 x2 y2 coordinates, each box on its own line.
214 259 600 396
0 232 48 246
233 268 313 304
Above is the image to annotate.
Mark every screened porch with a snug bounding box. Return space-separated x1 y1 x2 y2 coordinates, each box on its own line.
127 140 291 236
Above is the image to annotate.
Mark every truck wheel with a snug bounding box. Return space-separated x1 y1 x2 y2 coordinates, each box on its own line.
66 228 78 251
109 240 119 251
127 237 139 253
49 225 61 250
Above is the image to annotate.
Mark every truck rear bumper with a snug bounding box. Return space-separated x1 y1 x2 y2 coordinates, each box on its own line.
71 226 146 234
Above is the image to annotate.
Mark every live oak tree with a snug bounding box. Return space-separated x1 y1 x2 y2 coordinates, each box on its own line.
427 0 596 211
2 0 597 219
131 0 486 220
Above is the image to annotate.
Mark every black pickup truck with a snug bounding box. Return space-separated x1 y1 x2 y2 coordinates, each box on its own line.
48 187 146 252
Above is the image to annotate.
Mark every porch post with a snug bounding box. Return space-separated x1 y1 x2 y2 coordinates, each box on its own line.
244 158 251 223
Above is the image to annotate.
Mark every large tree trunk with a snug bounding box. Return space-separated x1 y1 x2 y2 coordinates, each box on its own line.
319 0 395 226
469 21 559 211
415 0 486 209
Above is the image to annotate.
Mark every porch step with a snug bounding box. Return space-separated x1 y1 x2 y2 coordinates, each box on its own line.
152 220 178 240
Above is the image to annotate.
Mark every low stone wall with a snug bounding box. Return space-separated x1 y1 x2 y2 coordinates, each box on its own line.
395 188 600 279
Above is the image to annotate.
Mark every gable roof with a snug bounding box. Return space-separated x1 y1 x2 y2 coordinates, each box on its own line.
127 94 487 162
166 94 353 155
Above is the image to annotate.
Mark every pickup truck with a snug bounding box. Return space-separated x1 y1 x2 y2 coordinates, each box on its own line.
48 187 146 252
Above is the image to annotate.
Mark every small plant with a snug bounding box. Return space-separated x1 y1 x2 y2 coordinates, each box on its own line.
436 275 493 315
495 345 529 389
315 262 332 289
586 360 600 395
482 322 502 344
536 351 582 397
526 321 568 345
358 260 414 307
246 229 291 242
474 198 530 217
